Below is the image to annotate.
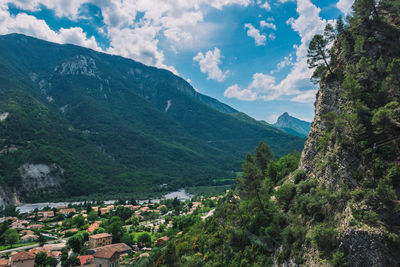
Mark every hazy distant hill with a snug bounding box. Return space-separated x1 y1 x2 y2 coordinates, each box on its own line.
273 112 311 137
0 33 304 203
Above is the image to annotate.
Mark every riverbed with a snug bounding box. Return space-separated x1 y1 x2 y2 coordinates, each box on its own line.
16 189 193 213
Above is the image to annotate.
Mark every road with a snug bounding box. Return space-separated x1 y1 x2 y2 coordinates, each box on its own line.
202 208 215 221
0 239 63 255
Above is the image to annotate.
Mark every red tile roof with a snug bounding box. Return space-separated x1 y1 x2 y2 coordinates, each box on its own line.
95 243 131 253
78 255 93 265
11 251 35 262
93 247 118 259
89 233 112 239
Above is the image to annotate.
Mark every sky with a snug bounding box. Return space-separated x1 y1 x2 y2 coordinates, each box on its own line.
0 0 355 123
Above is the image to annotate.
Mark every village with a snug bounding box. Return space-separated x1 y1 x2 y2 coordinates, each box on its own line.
0 195 219 266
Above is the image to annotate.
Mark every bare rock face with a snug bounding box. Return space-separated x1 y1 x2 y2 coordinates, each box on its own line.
54 55 98 77
299 79 342 176
0 163 66 205
19 163 64 190
339 229 399 267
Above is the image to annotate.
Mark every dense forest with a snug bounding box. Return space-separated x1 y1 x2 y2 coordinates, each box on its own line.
134 1 400 266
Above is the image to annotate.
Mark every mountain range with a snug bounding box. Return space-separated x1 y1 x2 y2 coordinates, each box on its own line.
273 112 311 137
0 33 304 203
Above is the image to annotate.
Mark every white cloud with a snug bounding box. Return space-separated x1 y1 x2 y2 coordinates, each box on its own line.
257 0 271 11
205 0 251 9
0 8 101 51
8 0 87 20
252 0 335 103
244 23 266 46
290 89 317 103
260 20 276 30
277 0 295 3
270 54 294 74
225 73 283 101
336 0 354 15
268 33 276 40
225 0 330 104
0 0 250 74
224 84 257 101
225 67 317 103
193 47 229 82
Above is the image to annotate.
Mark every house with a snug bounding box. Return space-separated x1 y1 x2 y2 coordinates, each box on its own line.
20 234 38 243
63 228 78 235
123 205 134 210
10 251 35 267
42 243 67 251
100 208 109 215
78 255 94 265
0 217 18 223
29 224 43 230
92 207 99 212
11 220 29 229
20 230 34 236
87 221 102 233
140 207 149 212
59 208 76 215
154 236 169 246
95 243 132 255
88 233 112 249
93 247 119 267
38 211 54 218
0 259 9 267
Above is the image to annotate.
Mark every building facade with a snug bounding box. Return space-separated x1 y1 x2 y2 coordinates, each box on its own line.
88 233 112 249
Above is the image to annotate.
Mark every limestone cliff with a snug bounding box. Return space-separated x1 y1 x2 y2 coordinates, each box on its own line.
298 2 400 266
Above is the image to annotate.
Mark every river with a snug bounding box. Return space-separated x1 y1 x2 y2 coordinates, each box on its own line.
16 189 193 213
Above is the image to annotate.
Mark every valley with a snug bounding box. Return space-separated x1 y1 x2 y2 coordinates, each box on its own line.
0 0 399 266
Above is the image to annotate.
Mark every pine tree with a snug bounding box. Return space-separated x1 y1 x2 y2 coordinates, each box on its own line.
307 24 335 77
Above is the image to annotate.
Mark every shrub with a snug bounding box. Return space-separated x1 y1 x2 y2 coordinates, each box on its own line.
293 169 307 184
275 183 296 210
296 180 316 195
330 250 347 267
362 210 379 226
310 223 337 253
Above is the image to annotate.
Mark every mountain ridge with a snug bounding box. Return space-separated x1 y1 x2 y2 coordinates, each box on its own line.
273 112 311 137
0 33 304 203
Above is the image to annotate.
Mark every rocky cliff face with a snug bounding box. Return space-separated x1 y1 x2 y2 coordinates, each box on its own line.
298 3 400 266
0 163 64 205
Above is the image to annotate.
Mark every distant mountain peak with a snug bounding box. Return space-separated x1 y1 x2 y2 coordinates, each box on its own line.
274 112 311 137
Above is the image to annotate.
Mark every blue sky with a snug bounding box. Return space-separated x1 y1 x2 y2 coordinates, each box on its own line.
0 0 354 123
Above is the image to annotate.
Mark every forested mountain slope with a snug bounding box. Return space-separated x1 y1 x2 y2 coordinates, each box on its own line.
141 1 400 266
0 34 304 203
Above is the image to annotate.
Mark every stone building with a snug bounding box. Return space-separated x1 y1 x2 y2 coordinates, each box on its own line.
88 233 112 249
10 251 35 267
